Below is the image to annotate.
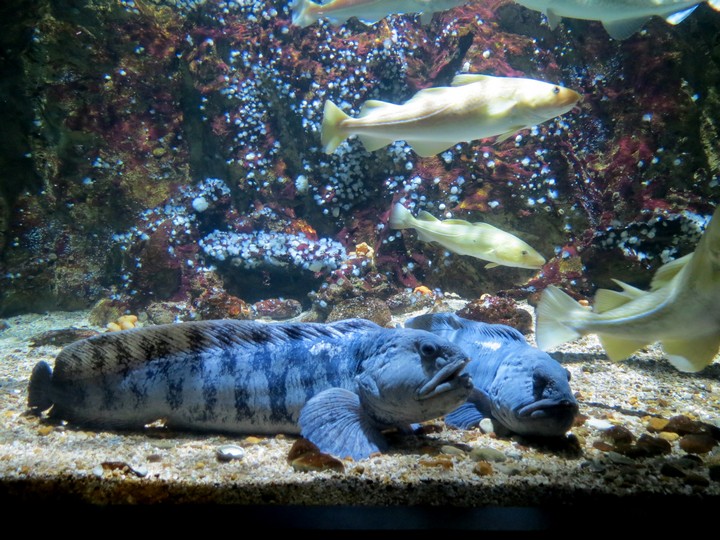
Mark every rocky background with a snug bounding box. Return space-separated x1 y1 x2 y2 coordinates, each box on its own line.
1 0 720 324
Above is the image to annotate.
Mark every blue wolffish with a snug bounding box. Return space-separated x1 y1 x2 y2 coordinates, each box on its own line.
28 319 473 460
405 313 578 437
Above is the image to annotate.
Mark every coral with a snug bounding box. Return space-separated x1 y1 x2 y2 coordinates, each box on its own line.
456 294 533 334
325 296 392 327
252 298 303 320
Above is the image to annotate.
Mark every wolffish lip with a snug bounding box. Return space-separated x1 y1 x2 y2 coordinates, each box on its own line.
517 398 579 419
416 357 471 400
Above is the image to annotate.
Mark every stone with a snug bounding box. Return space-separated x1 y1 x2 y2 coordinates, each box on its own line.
469 447 507 462
479 418 495 434
679 433 717 454
216 444 245 462
473 461 493 476
665 415 703 435
646 417 669 433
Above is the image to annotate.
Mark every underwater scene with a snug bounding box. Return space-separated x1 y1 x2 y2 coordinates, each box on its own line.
2 0 720 515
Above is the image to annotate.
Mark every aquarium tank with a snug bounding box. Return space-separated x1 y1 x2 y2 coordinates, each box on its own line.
1 0 719 524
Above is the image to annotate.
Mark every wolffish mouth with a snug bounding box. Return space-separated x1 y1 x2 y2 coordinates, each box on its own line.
416 358 471 400
517 399 579 419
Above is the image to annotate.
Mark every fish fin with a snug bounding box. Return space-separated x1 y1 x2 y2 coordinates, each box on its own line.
444 389 494 429
416 210 441 222
487 99 517 118
494 127 524 144
485 262 500 269
358 99 394 117
389 202 413 230
442 218 474 226
451 74 492 87
535 286 584 351
419 11 433 25
602 18 650 40
406 313 526 344
611 278 647 298
544 9 563 30
357 133 393 152
290 0 320 28
666 5 698 25
406 139 455 157
28 361 54 413
661 335 720 373
321 100 351 153
650 253 691 290
299 388 388 460
593 288 636 313
597 335 648 362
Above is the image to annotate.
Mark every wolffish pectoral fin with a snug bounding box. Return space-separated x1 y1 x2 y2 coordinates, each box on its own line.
299 388 388 460
444 388 493 429
406 139 456 157
598 335 648 361
661 335 720 373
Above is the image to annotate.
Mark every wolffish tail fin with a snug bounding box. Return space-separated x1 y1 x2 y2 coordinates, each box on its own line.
321 100 350 153
28 361 54 413
535 286 584 351
290 0 320 28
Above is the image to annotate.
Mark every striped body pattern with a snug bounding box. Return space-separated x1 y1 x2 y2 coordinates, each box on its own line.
29 318 473 459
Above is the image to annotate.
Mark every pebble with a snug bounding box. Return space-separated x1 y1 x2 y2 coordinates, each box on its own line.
606 451 635 465
216 444 246 462
679 433 717 454
602 425 635 445
37 425 54 436
287 438 344 473
660 462 687 478
586 418 614 430
665 415 702 435
625 434 672 458
469 447 507 463
658 432 680 442
685 473 710 487
473 461 493 476
419 457 454 470
479 418 495 434
440 445 468 457
646 417 669 432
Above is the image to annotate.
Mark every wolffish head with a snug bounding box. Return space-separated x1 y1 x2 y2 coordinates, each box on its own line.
355 330 473 427
490 349 578 437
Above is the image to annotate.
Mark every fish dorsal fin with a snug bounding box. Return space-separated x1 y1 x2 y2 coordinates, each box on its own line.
442 218 473 226
593 279 646 313
545 9 563 30
661 335 720 373
405 313 526 344
451 74 492 87
650 253 692 290
53 319 380 380
602 18 650 40
359 99 394 117
299 387 388 460
416 210 441 222
666 5 698 25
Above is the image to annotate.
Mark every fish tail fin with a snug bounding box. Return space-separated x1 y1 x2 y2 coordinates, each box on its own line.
389 203 414 230
321 100 350 154
290 0 320 28
535 286 584 351
28 361 54 413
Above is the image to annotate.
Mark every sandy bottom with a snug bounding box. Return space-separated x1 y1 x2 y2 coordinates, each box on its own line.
1 302 719 527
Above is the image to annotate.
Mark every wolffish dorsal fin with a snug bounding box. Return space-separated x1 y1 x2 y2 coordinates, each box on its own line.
53 319 380 380
416 210 441 222
405 313 526 344
451 74 493 87
359 99 395 117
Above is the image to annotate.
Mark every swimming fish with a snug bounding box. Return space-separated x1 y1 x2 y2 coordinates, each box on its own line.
291 0 471 28
406 313 578 437
389 202 546 270
28 319 473 460
535 206 720 372
513 0 720 40
321 73 581 157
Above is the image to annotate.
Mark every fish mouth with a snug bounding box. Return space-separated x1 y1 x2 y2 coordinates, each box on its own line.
416 358 471 400
517 399 579 419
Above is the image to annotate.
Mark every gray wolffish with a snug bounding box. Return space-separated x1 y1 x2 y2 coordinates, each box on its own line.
28 319 473 460
406 313 578 437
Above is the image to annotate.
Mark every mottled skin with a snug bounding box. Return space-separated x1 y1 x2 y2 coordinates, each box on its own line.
406 313 578 437
28 319 473 459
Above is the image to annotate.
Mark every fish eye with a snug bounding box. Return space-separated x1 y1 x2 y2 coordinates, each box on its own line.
419 342 438 358
521 250 528 255
553 86 560 94
566 369 571 382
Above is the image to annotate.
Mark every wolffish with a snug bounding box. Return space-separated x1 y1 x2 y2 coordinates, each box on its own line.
28 319 473 460
406 313 578 437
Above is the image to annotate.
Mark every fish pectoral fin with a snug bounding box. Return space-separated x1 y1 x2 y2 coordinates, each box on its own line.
484 262 500 269
419 11 433 25
407 139 456 157
544 9 563 30
357 133 392 152
444 389 493 429
661 335 720 373
602 18 650 40
597 335 648 362
298 388 388 460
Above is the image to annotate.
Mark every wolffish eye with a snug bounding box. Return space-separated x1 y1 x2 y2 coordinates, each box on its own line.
565 368 572 382
553 86 560 94
419 342 438 358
